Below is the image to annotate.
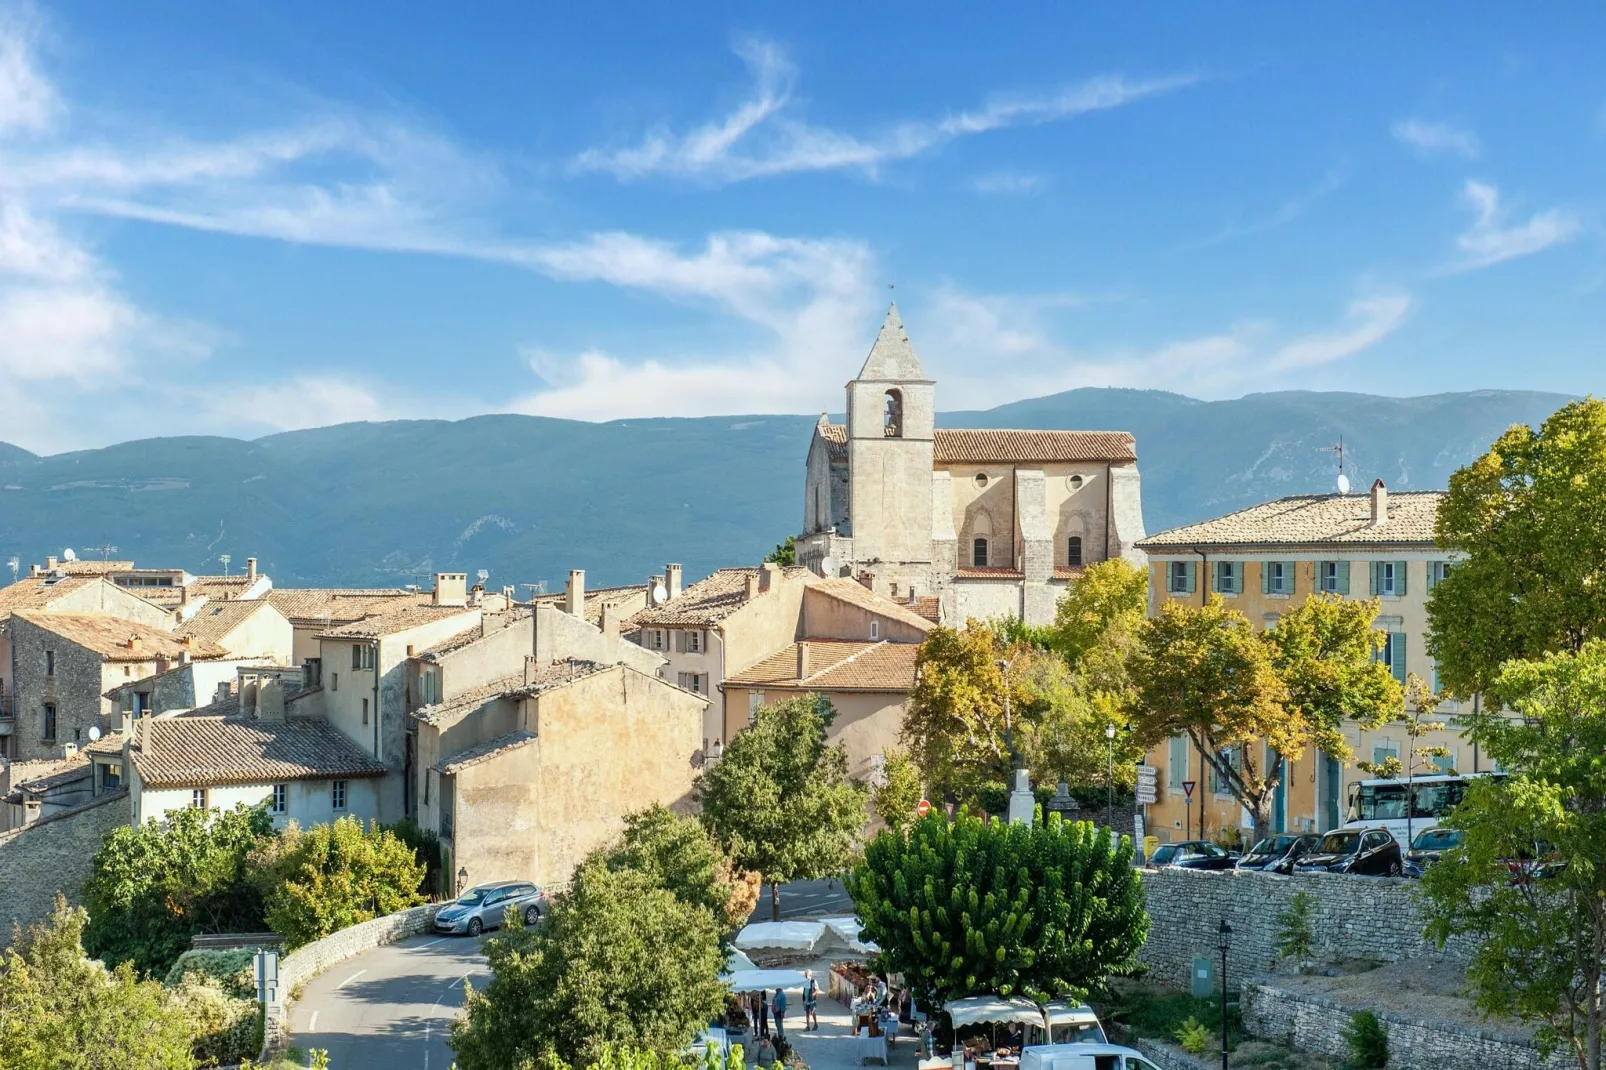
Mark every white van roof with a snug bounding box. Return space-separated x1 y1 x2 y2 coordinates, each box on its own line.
1020 1042 1153 1070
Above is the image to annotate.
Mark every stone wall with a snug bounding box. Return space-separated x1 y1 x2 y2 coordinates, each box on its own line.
0 789 126 941
1138 867 1475 988
1242 981 1570 1070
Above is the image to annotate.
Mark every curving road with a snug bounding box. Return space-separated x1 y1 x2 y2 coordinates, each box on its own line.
288 933 489 1069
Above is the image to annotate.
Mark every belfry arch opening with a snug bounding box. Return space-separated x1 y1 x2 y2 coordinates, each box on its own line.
883 389 903 438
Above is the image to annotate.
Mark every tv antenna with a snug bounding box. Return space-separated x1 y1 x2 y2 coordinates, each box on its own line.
520 581 548 598
476 569 489 585
1319 438 1351 495
6 557 18 583
92 540 119 562
219 554 231 575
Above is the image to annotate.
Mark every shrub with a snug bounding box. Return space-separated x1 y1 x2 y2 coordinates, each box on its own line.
1342 1009 1388 1068
164 947 260 999
262 815 425 949
387 817 443 897
1175 1016 1210 1055
1274 891 1316 966
169 977 263 1066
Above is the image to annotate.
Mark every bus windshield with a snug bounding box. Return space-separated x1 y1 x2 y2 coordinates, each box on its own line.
1347 777 1493 824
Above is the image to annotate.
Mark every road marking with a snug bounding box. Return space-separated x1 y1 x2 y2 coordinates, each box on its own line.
307 1011 318 1033
336 969 366 989
425 973 475 1070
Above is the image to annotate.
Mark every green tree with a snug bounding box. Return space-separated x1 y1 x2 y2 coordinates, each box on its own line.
450 863 726 1069
1018 653 1140 794
82 803 274 977
763 535 796 566
590 805 756 936
904 622 1032 805
1047 557 1148 676
0 895 198 1070
870 748 924 831
695 694 869 920
1422 641 1606 1070
848 811 1147 1008
1356 674 1451 847
1427 398 1606 698
262 816 425 949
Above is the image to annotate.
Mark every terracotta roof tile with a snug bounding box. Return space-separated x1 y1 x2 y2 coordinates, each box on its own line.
0 575 103 615
411 674 526 727
59 561 136 575
726 640 919 693
264 588 426 623
14 613 230 662
319 604 480 640
815 425 1135 465
177 601 279 644
16 759 90 795
809 579 935 633
532 584 649 626
911 597 941 622
629 567 814 627
1137 490 1445 551
955 567 1024 579
436 731 538 773
129 715 387 788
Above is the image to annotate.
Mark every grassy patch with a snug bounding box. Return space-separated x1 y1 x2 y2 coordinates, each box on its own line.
1098 982 1245 1049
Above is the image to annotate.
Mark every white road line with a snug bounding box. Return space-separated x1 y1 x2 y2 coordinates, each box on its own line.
413 937 446 950
307 1011 318 1033
424 972 474 1070
336 969 366 989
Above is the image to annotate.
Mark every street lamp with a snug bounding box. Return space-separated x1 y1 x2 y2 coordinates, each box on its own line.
457 866 468 897
1105 724 1118 829
1217 919 1233 1070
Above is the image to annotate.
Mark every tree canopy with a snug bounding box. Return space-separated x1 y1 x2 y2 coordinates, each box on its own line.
848 812 1147 1008
260 815 425 949
590 804 757 938
695 693 868 918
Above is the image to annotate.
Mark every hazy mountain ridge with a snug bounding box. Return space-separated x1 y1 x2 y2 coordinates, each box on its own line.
0 388 1573 590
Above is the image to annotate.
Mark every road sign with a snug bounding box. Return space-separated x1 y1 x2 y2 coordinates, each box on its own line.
1136 784 1158 805
255 949 280 1007
1136 764 1158 778
916 798 931 817
1182 780 1196 799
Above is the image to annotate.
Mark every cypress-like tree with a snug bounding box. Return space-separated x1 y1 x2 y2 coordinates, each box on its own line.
847 811 1148 1008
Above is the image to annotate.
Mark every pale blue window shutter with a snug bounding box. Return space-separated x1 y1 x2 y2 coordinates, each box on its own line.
1368 562 1379 596
1233 563 1243 594
1389 631 1407 683
1261 562 1271 595
1168 735 1187 789
1337 561 1350 595
1397 561 1408 597
1185 561 1197 594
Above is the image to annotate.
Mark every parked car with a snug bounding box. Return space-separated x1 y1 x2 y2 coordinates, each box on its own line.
1405 827 1465 872
1294 828 1404 877
1236 833 1322 874
434 880 547 936
1021 1042 1163 1070
1145 841 1239 871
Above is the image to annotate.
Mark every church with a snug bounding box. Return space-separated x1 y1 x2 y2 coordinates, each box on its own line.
796 304 1147 627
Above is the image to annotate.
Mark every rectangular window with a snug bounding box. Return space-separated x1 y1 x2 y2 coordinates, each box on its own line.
1167 735 1188 789
869 619 880 640
332 672 339 692
687 630 702 653
1371 740 1399 766
1210 746 1239 795
100 762 121 791
352 643 362 670
647 629 664 651
1375 631 1408 683
271 783 288 814
1431 753 1456 774
44 650 54 677
42 702 56 741
1166 561 1196 595
361 697 370 725
1319 561 1350 595
1428 560 1451 590
1213 560 1240 595
749 691 764 723
191 787 209 810
1263 561 1290 595
331 780 348 811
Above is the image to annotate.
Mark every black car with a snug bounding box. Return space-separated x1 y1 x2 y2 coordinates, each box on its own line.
1295 828 1404 877
1405 827 1465 871
1237 833 1322 874
1146 841 1239 870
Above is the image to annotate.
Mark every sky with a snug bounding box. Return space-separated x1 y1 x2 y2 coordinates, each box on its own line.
0 2 1603 454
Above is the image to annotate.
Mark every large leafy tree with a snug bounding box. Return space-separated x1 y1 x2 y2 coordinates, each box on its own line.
1047 557 1148 684
695 693 869 919
904 622 1033 803
82 803 274 977
1422 642 1606 1070
870 748 925 832
1427 398 1606 698
0 895 198 1070
261 815 425 949
450 863 726 1069
1019 653 1140 794
590 805 757 937
848 812 1147 1008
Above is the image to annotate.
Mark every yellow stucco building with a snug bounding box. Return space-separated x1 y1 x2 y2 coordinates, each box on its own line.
1135 480 1491 843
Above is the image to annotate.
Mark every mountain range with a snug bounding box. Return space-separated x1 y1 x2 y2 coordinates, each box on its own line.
0 388 1573 591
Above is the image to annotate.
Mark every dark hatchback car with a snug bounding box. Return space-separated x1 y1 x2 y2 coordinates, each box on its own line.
1405 827 1465 872
1295 828 1404 877
1237 834 1322 874
1146 841 1239 870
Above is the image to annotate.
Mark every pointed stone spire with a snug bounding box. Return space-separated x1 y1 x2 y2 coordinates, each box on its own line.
857 302 927 381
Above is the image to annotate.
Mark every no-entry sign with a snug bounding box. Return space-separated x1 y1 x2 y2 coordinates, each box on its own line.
916 798 932 817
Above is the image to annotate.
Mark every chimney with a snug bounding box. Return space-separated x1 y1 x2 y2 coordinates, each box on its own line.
566 569 586 617
126 634 141 653
46 556 57 571
601 602 622 643
760 561 781 593
857 571 874 591
258 677 285 723
433 572 468 607
180 584 189 606
139 712 155 759
796 642 809 680
216 681 231 704
1370 479 1388 527
745 574 760 601
28 563 40 578
183 635 195 650
666 564 683 601
246 557 257 582
61 741 77 760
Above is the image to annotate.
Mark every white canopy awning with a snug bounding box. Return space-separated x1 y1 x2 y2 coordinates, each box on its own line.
820 915 880 954
724 968 810 993
944 996 1048 1030
734 921 826 952
724 948 758 973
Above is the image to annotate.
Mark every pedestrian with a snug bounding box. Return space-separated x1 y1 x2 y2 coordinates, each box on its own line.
756 1036 777 1068
755 990 769 1038
802 969 819 1031
772 986 788 1040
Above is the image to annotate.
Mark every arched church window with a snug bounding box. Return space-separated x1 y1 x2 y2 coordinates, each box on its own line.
1068 535 1083 568
883 390 903 438
973 537 989 568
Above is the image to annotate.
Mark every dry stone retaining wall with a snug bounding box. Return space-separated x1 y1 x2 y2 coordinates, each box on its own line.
0 789 126 942
1138 867 1475 988
1242 981 1570 1070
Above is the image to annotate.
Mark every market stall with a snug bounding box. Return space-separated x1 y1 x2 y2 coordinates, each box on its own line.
942 996 1050 1070
733 921 827 953
820 915 880 954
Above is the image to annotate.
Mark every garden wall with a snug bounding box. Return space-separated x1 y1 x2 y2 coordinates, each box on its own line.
1137 868 1475 988
0 789 126 944
1241 981 1571 1070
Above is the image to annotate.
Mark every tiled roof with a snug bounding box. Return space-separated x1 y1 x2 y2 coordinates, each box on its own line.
177 601 278 644
1051 566 1086 581
0 574 102 615
725 639 920 693
814 425 1136 465
1137 490 1445 550
436 731 538 774
3 755 87 789
531 584 649 626
414 622 490 660
59 561 136 575
134 576 258 610
809 578 936 633
411 674 526 727
17 759 90 795
129 716 387 788
629 567 814 627
955 567 1024 579
13 613 230 662
319 604 480 639
83 734 125 756
264 588 425 623
911 597 941 622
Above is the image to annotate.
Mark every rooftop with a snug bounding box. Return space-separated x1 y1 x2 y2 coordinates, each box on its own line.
435 731 538 774
129 715 388 788
15 758 91 795
13 613 230 662
264 588 427 624
815 424 1136 465
808 578 936 633
0 574 103 616
410 674 526 727
1137 489 1446 551
725 639 920 693
3 754 89 790
319 603 480 640
531 583 649 626
59 561 136 575
630 566 814 628
134 575 260 610
177 600 280 644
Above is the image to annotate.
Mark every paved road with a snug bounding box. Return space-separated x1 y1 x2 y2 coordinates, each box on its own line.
289 933 488 1070
749 877 856 921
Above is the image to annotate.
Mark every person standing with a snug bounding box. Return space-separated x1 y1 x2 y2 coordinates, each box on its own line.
772 986 789 1040
802 970 819 1031
756 990 770 1038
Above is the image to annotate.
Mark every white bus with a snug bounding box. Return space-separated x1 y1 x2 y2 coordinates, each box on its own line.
1343 772 1505 845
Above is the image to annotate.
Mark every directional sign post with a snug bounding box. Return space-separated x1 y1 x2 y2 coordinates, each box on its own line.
1135 764 1159 805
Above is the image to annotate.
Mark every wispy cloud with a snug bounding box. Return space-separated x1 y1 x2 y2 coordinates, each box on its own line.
573 39 1197 184
1452 179 1579 270
971 170 1047 197
1391 118 1481 159
1186 168 1347 250
1269 294 1412 369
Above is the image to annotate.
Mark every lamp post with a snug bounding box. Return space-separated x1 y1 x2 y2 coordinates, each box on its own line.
457 866 468 897
1217 919 1233 1070
1105 724 1117 830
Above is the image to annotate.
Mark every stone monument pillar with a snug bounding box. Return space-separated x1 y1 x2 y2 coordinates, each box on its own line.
1006 767 1035 825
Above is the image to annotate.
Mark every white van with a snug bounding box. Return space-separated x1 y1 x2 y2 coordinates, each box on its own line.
1019 1043 1163 1070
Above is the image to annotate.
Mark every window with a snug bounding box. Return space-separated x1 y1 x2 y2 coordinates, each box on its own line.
686 630 701 654
1166 561 1196 595
331 780 348 811
1319 561 1350 595
1371 740 1400 766
974 472 989 488
419 668 440 707
883 389 903 438
1212 560 1241 595
352 644 362 670
748 691 765 723
869 619 880 640
350 644 375 670
42 702 56 741
44 650 54 677
1067 536 1083 568
1375 631 1407 683
1167 735 1188 789
99 762 121 791
1431 753 1457 775
1069 474 1085 490
332 672 339 692
1210 746 1240 795
1428 560 1452 590
1371 560 1407 597
677 672 705 694
1263 561 1290 595
646 629 665 651
361 697 370 725
973 538 989 568
191 788 209 810
270 783 288 814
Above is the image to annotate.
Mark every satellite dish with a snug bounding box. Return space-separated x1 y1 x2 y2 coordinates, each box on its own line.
651 584 669 605
1337 473 1352 495
62 547 77 561
819 555 837 578
476 569 489 583
87 726 102 742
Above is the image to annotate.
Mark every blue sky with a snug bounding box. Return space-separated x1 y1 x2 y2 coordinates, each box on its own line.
1 2 1603 453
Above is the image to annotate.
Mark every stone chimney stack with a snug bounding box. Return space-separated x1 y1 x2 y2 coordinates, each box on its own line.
126 634 141 654
745 574 760 601
1370 479 1388 527
666 564 683 601
46 556 57 571
601 602 622 643
796 642 809 680
246 557 258 582
760 561 781 593
139 712 155 759
566 569 586 617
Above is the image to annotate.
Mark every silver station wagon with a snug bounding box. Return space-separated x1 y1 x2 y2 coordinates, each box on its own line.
434 880 547 936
